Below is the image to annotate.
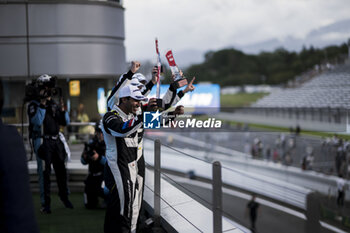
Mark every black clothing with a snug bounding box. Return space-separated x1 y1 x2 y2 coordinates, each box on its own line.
337 190 345 206
43 99 67 136
41 99 70 210
81 136 106 208
106 70 134 111
142 80 155 96
247 200 259 231
0 120 39 233
84 175 105 209
42 137 69 207
248 200 259 218
82 137 106 175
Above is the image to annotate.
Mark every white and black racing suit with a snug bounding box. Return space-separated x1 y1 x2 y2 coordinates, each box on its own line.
102 106 144 233
104 70 185 232
102 102 183 233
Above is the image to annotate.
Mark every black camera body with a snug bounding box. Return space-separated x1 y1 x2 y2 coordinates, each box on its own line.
84 142 96 159
24 76 61 102
156 98 163 109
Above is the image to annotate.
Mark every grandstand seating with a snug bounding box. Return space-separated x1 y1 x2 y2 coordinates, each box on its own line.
253 63 350 108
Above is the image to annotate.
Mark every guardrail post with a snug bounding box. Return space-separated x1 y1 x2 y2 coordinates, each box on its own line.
154 139 161 228
213 161 222 233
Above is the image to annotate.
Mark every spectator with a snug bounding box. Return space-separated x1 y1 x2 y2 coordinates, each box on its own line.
77 103 94 135
77 103 89 123
81 122 107 209
0 80 39 233
280 133 286 149
273 148 279 162
336 174 346 207
275 136 280 148
301 155 307 170
257 141 264 158
306 153 314 170
288 137 295 149
265 145 271 161
305 146 314 170
252 138 261 158
246 194 259 232
68 107 78 139
284 152 293 166
335 139 345 175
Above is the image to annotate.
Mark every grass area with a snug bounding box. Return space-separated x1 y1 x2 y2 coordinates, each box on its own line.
220 92 268 108
32 193 105 233
301 130 350 140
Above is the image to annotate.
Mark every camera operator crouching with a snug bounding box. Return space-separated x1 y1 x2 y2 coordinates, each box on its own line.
81 121 107 209
29 74 73 214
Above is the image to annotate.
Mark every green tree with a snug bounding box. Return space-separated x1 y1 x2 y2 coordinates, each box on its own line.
185 42 348 87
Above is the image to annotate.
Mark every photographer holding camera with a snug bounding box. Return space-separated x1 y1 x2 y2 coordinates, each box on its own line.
81 122 107 209
27 74 73 214
27 77 49 210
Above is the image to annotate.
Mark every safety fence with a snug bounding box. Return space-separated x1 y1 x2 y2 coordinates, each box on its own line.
144 137 348 233
144 139 246 233
144 137 310 210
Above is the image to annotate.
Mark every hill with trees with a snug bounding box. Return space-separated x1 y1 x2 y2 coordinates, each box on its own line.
184 43 349 86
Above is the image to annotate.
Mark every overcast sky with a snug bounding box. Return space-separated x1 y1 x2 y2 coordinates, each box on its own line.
124 0 350 63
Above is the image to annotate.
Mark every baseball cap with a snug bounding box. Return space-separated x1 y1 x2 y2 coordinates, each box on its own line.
119 85 148 101
130 78 144 89
132 73 147 84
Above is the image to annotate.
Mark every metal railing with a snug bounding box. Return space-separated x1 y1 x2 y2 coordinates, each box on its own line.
146 137 332 232
144 138 310 209
154 140 161 229
151 139 230 233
